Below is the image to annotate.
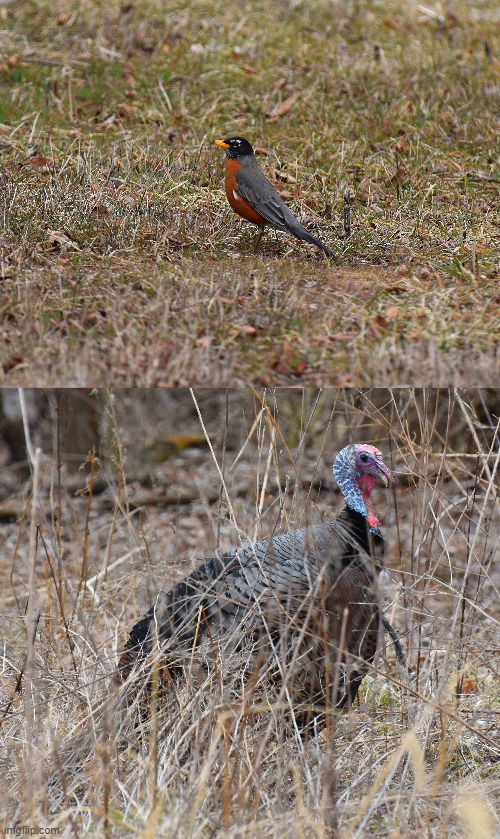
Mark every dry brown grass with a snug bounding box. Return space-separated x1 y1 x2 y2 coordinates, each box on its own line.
1 0 499 384
0 388 498 836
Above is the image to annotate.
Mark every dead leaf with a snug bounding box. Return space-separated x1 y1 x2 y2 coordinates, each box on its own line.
28 155 51 168
256 375 272 386
99 113 117 128
384 15 402 30
91 202 111 216
385 305 400 319
270 360 289 373
238 325 258 337
196 336 212 348
278 340 295 361
389 166 408 183
394 264 409 276
330 332 355 343
48 230 81 252
269 168 297 184
445 12 460 27
335 374 356 386
3 356 26 373
266 93 300 121
81 310 107 325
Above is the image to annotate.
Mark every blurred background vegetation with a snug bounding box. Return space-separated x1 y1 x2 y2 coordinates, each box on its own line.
1 388 498 476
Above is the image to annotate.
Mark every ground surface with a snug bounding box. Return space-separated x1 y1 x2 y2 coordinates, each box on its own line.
0 389 498 836
1 0 499 384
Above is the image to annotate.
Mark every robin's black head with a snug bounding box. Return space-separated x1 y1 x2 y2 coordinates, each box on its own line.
214 137 255 159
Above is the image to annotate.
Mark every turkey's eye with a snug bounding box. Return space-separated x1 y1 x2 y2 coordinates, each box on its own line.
359 453 369 463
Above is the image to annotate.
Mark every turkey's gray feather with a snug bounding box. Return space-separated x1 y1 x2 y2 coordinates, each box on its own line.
119 508 384 714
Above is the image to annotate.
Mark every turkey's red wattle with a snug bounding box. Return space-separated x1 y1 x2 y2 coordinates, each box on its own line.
359 473 379 529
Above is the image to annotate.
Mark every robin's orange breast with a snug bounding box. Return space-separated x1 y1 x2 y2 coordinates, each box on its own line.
224 159 267 226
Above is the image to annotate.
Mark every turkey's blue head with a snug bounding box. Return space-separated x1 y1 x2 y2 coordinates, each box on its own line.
333 444 394 532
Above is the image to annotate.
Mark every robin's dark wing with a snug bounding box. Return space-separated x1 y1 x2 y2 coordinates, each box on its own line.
235 164 335 257
234 164 299 232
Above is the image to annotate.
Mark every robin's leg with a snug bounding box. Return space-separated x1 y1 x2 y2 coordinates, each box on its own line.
253 225 265 253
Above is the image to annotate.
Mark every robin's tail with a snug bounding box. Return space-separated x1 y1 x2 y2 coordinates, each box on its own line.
287 221 334 257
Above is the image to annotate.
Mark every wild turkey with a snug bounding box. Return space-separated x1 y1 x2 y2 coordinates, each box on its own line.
117 444 397 726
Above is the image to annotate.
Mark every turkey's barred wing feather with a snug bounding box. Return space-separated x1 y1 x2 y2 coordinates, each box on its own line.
126 555 241 657
119 511 383 697
123 523 332 664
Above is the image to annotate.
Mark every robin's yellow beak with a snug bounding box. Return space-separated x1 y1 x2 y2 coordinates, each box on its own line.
214 139 230 148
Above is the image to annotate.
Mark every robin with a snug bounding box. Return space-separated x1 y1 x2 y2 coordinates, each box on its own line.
215 137 334 257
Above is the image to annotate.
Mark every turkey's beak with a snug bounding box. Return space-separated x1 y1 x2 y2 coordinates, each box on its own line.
215 139 230 148
376 461 395 487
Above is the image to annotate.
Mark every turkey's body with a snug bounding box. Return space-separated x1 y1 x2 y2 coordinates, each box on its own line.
118 506 385 720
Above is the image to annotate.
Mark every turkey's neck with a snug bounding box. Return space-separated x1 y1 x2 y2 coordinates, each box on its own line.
341 507 385 560
339 472 380 531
